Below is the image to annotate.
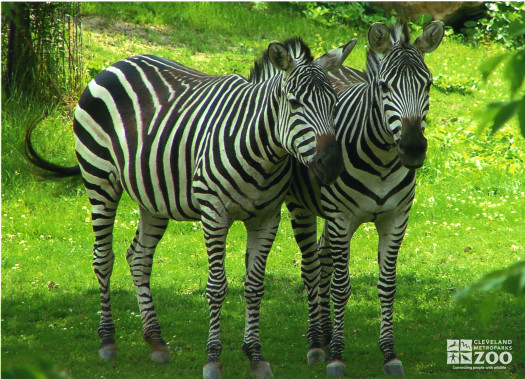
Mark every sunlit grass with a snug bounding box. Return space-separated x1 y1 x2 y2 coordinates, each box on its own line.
2 3 524 378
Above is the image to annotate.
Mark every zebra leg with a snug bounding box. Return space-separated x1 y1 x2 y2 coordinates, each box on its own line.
241 212 280 378
87 174 123 361
126 208 170 364
317 223 333 354
375 215 407 377
289 206 324 364
325 218 356 377
92 200 119 361
202 219 230 379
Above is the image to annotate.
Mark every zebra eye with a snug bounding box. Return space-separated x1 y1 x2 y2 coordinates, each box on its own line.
379 80 390 93
289 98 302 110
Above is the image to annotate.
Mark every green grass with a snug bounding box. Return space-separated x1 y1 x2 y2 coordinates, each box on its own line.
2 3 525 378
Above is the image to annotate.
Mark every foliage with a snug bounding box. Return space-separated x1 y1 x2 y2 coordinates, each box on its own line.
433 74 478 95
461 1 525 48
455 261 525 300
0 2 83 103
477 22 525 138
292 2 396 29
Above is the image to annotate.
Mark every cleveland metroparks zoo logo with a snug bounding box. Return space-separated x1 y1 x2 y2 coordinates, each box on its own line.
447 339 513 371
447 339 473 364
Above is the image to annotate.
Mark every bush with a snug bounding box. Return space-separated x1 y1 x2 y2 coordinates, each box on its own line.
477 21 525 138
462 1 525 48
1 3 83 103
291 2 396 30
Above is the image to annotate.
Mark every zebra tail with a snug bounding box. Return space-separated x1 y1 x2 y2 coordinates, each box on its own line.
24 113 80 178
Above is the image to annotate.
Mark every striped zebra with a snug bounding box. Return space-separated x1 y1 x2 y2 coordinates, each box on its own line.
250 22 444 377
25 37 356 379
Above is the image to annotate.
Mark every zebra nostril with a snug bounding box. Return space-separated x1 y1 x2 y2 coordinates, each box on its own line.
311 135 343 184
397 140 427 169
321 148 342 169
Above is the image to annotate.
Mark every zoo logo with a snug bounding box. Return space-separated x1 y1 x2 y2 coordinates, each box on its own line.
447 339 513 367
447 339 473 364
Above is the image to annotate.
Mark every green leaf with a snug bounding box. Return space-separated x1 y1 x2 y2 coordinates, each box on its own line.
477 103 500 131
479 53 508 81
454 261 525 302
504 49 525 96
479 292 499 327
518 95 525 138
484 101 520 134
492 100 520 133
477 100 519 133
464 20 478 28
508 21 525 37
416 14 432 26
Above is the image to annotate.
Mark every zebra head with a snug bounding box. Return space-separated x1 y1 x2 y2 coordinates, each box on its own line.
257 38 356 184
368 21 444 169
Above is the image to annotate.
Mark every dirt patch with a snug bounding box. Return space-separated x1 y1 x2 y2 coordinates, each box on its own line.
82 15 172 45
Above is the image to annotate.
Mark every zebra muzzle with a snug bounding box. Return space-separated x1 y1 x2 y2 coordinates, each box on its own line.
309 135 343 185
397 117 428 169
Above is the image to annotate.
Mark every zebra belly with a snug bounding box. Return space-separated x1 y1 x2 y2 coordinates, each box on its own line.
322 169 416 224
192 157 291 223
331 190 410 224
121 176 201 221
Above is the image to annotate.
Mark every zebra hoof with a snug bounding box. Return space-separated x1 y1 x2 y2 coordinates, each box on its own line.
203 361 222 379
99 343 118 361
150 348 170 364
383 359 404 377
307 348 326 364
250 360 274 378
326 360 345 377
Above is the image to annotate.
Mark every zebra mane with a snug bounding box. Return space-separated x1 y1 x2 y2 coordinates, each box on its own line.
366 21 411 78
248 37 314 83
391 22 411 48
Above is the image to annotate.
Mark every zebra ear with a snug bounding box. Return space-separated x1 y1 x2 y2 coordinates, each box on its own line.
368 23 393 55
268 41 296 73
414 21 444 54
314 39 357 73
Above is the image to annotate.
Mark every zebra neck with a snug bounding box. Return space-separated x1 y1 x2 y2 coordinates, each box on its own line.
370 85 396 150
364 53 397 151
239 76 290 170
338 83 395 152
337 83 399 173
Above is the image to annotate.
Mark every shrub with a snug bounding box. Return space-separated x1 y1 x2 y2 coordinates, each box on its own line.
291 2 395 30
462 1 525 48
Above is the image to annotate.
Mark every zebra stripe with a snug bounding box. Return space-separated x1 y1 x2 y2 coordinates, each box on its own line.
24 37 357 378
250 22 444 375
294 22 443 375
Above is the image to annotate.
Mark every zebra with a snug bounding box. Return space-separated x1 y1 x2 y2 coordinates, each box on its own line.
249 22 444 377
25 37 357 379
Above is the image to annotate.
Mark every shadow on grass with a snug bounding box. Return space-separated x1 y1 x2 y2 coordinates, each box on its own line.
339 271 525 377
2 271 523 378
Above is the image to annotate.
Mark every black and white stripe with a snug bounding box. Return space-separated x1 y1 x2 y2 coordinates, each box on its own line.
291 22 444 377
250 22 444 377
26 37 356 378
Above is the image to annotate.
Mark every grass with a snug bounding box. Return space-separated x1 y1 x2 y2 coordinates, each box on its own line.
2 3 525 378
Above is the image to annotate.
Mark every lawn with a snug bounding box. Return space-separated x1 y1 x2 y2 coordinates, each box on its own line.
2 3 524 378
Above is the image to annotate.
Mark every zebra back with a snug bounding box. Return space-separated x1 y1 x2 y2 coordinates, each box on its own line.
71 38 356 221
